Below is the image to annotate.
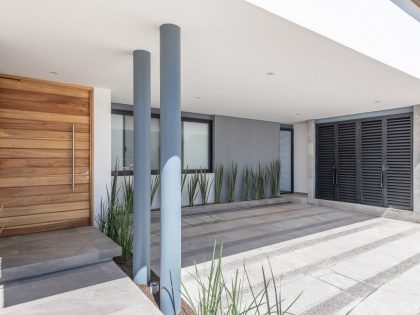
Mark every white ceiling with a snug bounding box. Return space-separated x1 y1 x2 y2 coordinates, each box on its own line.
1 0 420 123
246 0 420 81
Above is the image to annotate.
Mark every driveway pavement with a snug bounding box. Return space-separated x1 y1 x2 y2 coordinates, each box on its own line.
152 203 420 314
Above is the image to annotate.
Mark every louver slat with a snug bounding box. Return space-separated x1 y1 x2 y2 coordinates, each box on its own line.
336 122 357 203
316 125 335 200
385 116 412 210
360 119 383 206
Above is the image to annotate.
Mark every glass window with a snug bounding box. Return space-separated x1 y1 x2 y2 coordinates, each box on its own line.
111 113 125 170
124 115 134 170
151 118 160 171
111 110 211 174
280 129 293 193
182 121 210 170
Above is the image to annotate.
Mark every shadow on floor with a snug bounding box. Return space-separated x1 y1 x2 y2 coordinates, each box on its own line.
0 227 123 309
1 261 127 308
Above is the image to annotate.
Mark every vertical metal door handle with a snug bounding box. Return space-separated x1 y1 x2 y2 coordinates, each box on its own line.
332 167 337 185
72 125 75 191
380 170 383 188
335 168 338 185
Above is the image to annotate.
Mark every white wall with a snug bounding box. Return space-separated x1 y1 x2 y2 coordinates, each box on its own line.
293 122 308 193
93 87 112 222
246 0 420 80
213 115 280 201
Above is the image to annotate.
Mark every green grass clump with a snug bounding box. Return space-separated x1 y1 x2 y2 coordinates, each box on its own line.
227 162 238 202
96 163 133 262
187 172 200 207
268 160 281 198
199 169 214 205
214 164 224 204
241 166 251 201
182 242 302 314
251 163 268 200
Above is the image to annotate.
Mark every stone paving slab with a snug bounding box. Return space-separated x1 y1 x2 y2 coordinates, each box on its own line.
179 204 420 314
0 226 121 284
151 204 375 271
346 263 420 314
0 261 161 314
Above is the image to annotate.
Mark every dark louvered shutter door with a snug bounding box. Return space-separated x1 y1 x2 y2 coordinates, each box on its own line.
316 124 336 200
385 116 412 210
336 122 357 203
360 119 384 206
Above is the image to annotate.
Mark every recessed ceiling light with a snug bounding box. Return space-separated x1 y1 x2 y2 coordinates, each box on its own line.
265 72 275 76
194 96 202 99
374 100 381 103
49 71 58 75
296 113 301 116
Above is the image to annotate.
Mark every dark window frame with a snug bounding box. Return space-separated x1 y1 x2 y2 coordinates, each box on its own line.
181 117 213 174
111 109 213 175
280 127 294 194
111 109 132 175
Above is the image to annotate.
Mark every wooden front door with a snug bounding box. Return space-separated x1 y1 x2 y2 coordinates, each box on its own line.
0 74 93 236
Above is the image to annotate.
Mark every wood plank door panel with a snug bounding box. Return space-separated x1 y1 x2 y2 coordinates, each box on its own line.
0 74 92 236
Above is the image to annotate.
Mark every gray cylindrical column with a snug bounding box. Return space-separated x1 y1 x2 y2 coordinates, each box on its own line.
133 50 151 285
159 24 181 315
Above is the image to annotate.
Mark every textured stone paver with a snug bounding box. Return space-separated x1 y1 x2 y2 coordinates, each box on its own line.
0 261 161 314
151 203 374 270
0 226 121 284
0 227 161 314
176 204 420 314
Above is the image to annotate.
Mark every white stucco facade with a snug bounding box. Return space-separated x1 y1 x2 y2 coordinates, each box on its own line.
93 87 112 222
293 122 308 193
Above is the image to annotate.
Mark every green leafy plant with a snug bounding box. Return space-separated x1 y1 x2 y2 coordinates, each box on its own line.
268 160 281 198
214 164 224 204
251 167 259 200
182 243 302 314
187 172 200 207
241 166 251 201
227 162 238 202
96 163 133 261
260 163 269 199
122 175 133 210
181 166 189 193
251 163 268 200
151 172 160 206
182 243 224 314
198 169 214 205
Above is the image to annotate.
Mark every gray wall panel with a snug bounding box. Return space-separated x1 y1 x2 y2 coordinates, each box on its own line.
213 115 280 201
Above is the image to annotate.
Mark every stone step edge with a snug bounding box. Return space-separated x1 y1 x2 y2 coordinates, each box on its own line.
152 197 291 220
0 246 121 285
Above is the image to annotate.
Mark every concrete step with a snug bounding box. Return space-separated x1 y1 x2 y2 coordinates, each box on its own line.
1 261 161 314
0 226 121 284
